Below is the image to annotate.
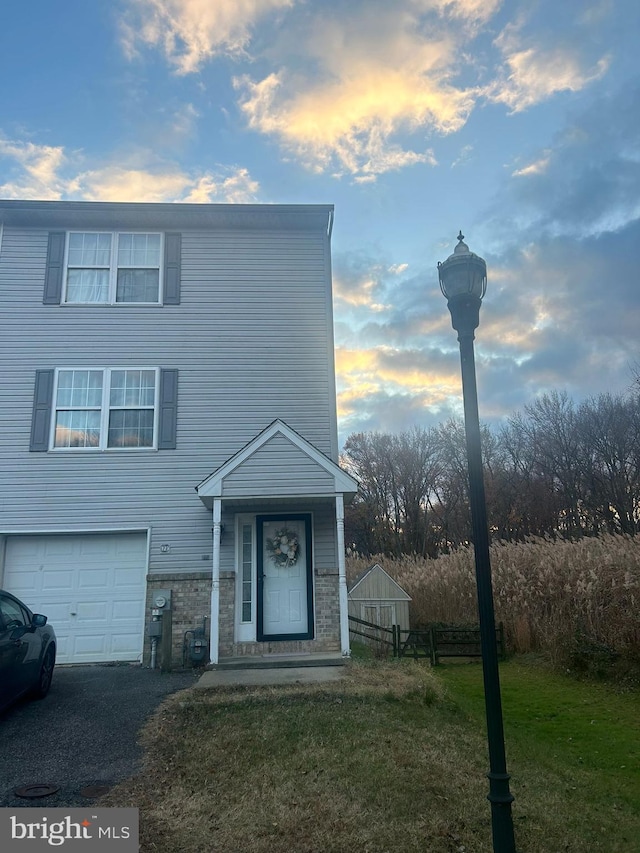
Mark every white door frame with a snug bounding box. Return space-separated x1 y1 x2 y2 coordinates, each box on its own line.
235 514 257 643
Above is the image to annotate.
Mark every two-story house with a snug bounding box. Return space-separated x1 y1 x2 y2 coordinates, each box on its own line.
0 199 357 667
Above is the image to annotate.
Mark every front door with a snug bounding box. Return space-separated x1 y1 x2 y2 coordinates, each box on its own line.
257 515 313 641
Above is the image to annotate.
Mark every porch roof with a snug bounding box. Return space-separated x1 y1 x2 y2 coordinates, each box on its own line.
196 419 358 508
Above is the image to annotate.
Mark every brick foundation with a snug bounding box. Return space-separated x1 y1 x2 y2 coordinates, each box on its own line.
145 573 211 668
145 567 342 668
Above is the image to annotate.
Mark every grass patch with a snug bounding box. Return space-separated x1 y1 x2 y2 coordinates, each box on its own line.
102 660 640 853
437 660 640 851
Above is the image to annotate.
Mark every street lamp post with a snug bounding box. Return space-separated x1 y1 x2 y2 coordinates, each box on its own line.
438 232 516 853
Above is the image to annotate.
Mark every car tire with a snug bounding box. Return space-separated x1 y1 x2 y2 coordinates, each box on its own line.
33 647 55 699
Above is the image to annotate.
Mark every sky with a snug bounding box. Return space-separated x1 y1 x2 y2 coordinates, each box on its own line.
1 0 639 447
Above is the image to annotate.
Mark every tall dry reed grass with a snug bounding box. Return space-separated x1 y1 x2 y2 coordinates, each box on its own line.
347 534 640 673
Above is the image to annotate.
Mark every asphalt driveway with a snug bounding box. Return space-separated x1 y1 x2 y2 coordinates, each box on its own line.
0 663 200 808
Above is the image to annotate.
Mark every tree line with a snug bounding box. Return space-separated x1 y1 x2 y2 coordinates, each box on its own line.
341 389 640 557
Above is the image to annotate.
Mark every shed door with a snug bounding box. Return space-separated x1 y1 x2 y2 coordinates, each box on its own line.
257 515 313 641
362 603 395 627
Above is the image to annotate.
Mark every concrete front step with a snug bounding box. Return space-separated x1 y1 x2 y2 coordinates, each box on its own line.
211 652 346 671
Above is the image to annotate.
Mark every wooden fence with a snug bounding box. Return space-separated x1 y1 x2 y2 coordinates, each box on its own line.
348 615 505 665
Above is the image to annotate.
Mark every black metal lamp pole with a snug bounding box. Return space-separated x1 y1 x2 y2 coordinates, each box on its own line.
438 233 516 853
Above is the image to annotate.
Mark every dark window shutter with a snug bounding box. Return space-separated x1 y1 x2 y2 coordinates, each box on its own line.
30 370 55 451
43 232 66 304
158 369 178 449
163 233 181 305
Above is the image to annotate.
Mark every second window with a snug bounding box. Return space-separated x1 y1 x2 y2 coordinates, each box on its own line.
65 232 162 304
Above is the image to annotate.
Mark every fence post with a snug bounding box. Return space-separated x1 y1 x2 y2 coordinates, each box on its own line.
392 624 397 658
499 621 505 659
430 625 437 666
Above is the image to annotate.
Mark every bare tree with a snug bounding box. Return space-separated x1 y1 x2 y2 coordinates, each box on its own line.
577 394 640 534
341 389 640 557
342 427 441 556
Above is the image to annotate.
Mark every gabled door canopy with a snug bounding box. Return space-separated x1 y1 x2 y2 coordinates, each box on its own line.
196 419 358 507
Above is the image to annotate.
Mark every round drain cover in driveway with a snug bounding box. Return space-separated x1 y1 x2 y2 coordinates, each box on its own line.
14 784 60 798
80 784 112 798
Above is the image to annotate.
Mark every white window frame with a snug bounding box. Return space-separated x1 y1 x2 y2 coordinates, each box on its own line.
63 231 164 305
235 514 257 642
49 367 160 451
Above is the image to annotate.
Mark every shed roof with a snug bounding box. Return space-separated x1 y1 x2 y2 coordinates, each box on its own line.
348 563 412 601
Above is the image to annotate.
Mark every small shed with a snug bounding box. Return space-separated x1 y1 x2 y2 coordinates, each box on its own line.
348 563 412 638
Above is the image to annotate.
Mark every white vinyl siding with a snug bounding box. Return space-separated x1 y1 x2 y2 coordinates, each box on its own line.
0 222 337 577
64 232 163 304
222 434 336 498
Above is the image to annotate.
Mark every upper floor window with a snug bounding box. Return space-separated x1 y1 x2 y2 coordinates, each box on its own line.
65 232 163 304
52 368 158 450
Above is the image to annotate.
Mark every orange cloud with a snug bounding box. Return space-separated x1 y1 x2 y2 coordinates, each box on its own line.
233 2 484 180
336 346 461 408
0 136 260 203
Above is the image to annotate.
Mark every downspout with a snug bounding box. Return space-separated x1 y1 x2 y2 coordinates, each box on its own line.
336 494 350 656
209 498 221 665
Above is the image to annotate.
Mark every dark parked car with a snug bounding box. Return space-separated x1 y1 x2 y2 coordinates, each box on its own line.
0 590 56 713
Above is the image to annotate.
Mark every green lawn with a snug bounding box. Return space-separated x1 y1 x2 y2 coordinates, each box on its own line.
436 660 640 851
103 659 640 853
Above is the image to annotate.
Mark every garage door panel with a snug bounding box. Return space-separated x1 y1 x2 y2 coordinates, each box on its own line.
44 539 78 559
40 603 71 624
76 601 110 623
55 633 71 661
4 533 147 664
6 572 39 597
111 633 143 655
79 538 115 556
73 634 109 659
77 570 111 590
113 569 146 590
42 570 76 593
112 600 143 621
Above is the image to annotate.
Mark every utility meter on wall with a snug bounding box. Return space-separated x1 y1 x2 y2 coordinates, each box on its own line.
152 590 172 610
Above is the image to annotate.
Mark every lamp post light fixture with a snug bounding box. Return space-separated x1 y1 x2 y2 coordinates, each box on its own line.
438 232 516 853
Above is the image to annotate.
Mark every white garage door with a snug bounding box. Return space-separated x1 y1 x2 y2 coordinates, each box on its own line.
3 533 147 664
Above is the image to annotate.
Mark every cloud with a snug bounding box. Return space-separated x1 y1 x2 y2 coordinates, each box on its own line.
169 102 200 139
333 254 397 314
335 219 640 438
488 21 610 112
512 153 551 177
235 67 448 181
121 0 294 74
0 134 259 203
233 0 492 180
75 166 259 203
0 138 71 199
468 217 640 422
336 345 461 418
483 84 640 242
451 144 474 168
